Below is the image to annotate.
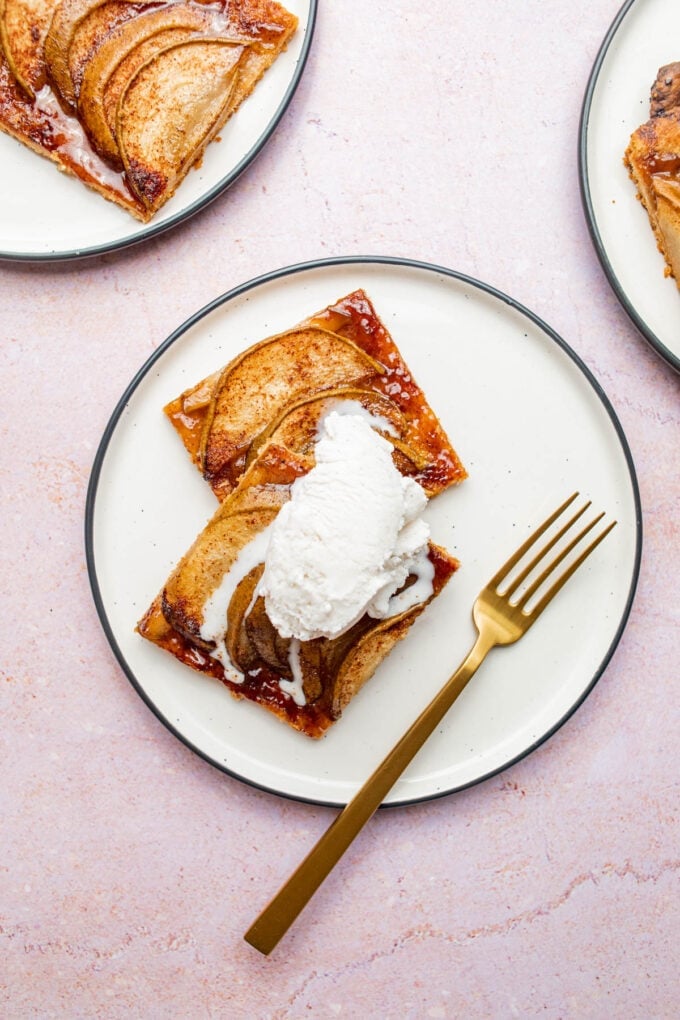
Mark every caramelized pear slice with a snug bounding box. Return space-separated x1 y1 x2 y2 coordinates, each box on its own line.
245 595 291 675
200 328 386 486
116 37 244 213
295 640 323 704
0 0 54 97
78 4 233 166
245 385 429 472
45 0 135 109
226 564 263 673
67 0 146 105
245 386 407 466
162 503 280 645
161 446 301 643
96 26 203 167
327 589 435 720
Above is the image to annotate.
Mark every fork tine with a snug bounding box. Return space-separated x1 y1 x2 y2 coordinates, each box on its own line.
487 492 579 590
514 510 606 609
524 519 617 618
502 500 591 601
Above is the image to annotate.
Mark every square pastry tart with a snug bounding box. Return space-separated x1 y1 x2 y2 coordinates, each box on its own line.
164 289 467 501
0 0 297 220
138 290 466 738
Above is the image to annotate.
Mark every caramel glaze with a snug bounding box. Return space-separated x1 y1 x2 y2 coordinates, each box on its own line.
0 0 293 219
641 149 680 178
138 543 458 738
630 115 680 180
165 289 468 496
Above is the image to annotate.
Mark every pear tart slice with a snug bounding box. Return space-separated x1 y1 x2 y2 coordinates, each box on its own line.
626 62 680 285
138 444 460 739
165 289 468 500
0 0 297 220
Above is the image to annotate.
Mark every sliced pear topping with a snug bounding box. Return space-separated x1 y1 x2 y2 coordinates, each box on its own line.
244 385 405 467
0 0 53 97
201 328 386 484
162 492 287 645
245 385 431 474
328 600 430 719
386 435 430 471
45 0 129 109
67 0 144 106
244 595 291 675
117 37 244 212
78 4 227 166
226 564 263 673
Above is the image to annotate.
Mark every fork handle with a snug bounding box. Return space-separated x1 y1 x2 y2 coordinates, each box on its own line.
244 628 496 955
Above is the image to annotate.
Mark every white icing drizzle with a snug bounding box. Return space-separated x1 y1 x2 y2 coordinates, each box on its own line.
199 522 275 683
280 638 306 706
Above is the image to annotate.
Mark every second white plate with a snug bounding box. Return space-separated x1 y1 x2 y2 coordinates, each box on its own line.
86 257 641 807
580 0 680 372
0 0 315 261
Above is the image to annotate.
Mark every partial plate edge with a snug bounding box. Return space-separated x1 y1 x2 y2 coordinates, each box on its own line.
578 0 680 374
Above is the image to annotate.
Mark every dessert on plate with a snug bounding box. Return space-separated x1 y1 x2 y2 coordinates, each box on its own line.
138 291 466 738
164 288 467 502
625 61 680 285
0 0 297 220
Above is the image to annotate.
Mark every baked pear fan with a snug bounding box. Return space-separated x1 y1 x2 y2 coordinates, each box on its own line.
45 0 147 112
77 3 227 167
0 0 297 220
626 61 680 284
165 289 468 501
138 444 460 738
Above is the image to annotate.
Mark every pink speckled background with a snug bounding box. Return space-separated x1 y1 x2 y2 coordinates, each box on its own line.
1 1 679 1016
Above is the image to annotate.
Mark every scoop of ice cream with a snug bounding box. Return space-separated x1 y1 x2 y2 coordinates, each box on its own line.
259 411 433 641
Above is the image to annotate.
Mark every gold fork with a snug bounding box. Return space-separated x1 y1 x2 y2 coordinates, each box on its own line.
244 493 616 955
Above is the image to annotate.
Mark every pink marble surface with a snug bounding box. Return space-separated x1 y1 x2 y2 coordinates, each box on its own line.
1 1 679 1016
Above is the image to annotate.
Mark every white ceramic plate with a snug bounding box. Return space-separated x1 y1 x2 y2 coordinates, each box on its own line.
580 0 680 372
0 0 315 261
86 257 641 807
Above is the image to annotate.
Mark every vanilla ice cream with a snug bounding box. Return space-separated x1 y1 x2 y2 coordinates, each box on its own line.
259 411 434 641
